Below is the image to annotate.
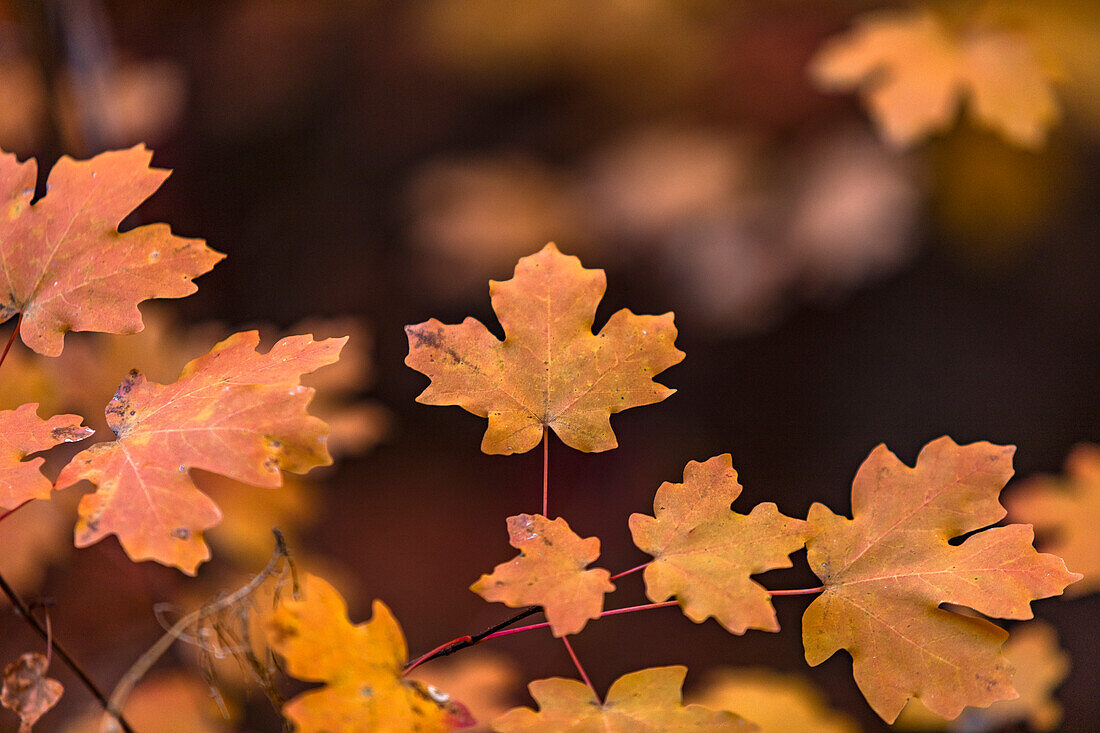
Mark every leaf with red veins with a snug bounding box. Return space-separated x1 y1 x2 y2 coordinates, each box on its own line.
0 403 92 509
0 145 223 356
471 514 614 637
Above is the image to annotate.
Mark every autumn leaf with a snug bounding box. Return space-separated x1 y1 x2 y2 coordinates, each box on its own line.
629 455 809 634
1005 443 1099 596
0 403 92 509
1 653 62 733
802 437 1081 723
471 514 614 637
267 572 472 732
810 6 1060 147
896 620 1070 732
54 331 344 574
492 665 754 732
405 242 683 454
690 668 859 733
0 146 223 356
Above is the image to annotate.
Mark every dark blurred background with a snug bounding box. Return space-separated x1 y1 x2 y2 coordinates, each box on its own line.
0 1 1096 731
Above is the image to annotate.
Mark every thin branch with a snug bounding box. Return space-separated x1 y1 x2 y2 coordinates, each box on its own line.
0 499 32 526
609 561 651 581
562 636 597 701
769 586 824 596
0 568 135 733
404 606 541 674
100 529 291 733
0 315 22 372
542 427 549 517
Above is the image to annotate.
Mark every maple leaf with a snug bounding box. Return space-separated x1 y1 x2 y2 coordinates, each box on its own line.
0 403 92 509
471 513 614 637
629 455 809 634
802 437 1081 723
267 572 472 733
690 668 859 733
408 650 522 733
492 665 754 731
0 146 223 356
405 242 684 454
896 620 1070 732
54 331 344 574
810 7 1060 147
1005 443 1099 596
1 653 62 733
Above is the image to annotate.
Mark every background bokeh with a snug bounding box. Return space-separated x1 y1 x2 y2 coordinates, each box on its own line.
0 1 1096 731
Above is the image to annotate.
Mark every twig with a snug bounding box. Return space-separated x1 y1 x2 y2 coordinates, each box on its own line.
99 530 291 732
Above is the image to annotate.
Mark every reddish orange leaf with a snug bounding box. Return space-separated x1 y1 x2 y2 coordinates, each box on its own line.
811 7 1059 147
1 653 62 733
0 146 223 356
802 437 1081 723
629 455 809 634
0 403 92 509
267 572 471 732
493 665 753 731
405 243 683 454
55 331 343 574
470 514 614 637
896 620 1070 732
1005 444 1100 596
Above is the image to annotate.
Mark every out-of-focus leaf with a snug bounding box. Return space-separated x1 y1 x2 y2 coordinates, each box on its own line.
1 653 62 733
691 668 860 733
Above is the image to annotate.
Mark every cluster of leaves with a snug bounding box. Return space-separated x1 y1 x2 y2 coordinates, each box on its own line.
0 143 1090 733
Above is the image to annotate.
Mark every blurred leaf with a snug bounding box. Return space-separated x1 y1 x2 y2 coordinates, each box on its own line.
691 668 860 733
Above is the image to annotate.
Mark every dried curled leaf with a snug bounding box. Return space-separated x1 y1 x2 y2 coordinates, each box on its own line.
0 403 92 509
405 242 684 454
896 620 1070 732
267 573 471 732
691 668 859 733
471 514 614 637
1005 443 1100 596
1 653 62 733
55 331 344 574
811 7 1060 147
629 455 809 634
492 665 754 732
802 437 1081 722
0 146 223 356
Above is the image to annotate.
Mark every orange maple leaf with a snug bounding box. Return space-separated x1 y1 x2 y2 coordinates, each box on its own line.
0 146 223 356
1005 444 1099 596
492 665 754 731
690 668 859 733
55 331 344 574
471 514 614 637
629 455 809 634
802 437 1081 723
0 403 92 509
267 573 471 733
810 7 1060 147
405 243 684 454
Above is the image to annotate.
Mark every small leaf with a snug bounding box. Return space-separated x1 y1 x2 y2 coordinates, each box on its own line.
802 437 1081 722
492 665 754 732
629 455 809 634
0 146 223 356
55 331 344 574
1 652 63 732
267 573 467 732
405 243 684 454
0 403 92 509
471 514 614 637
